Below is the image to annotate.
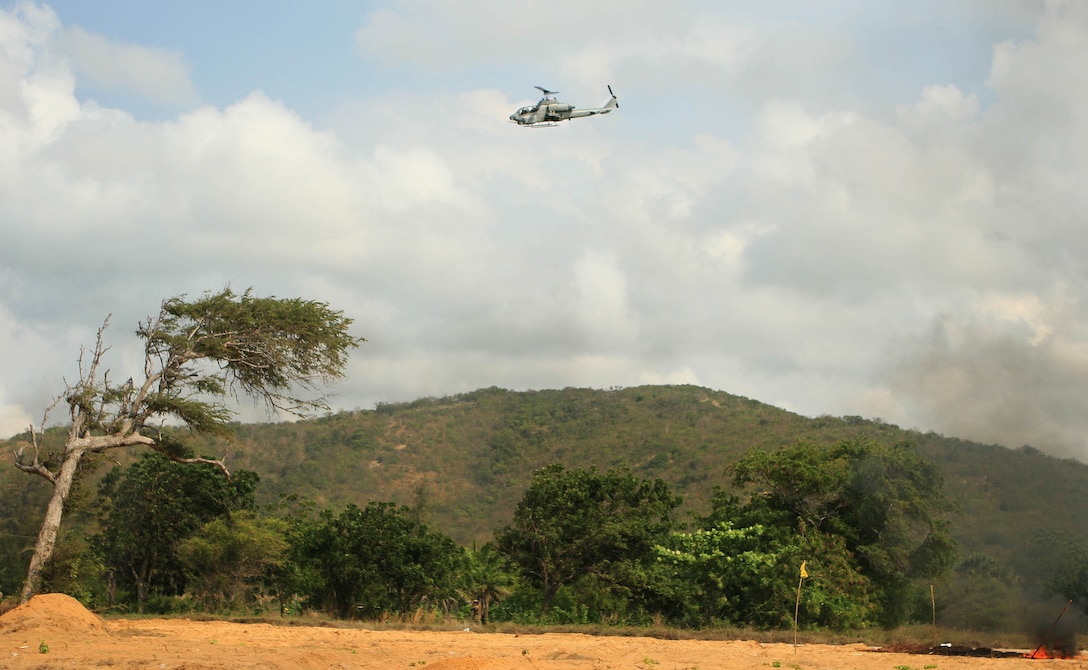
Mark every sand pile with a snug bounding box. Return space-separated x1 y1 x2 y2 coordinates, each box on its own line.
0 593 108 637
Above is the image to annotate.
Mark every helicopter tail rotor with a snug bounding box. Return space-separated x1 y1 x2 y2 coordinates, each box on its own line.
608 85 619 108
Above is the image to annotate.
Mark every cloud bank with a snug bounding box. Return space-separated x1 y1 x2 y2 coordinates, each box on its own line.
4 1 1088 461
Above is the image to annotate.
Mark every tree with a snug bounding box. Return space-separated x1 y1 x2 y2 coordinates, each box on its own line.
939 552 1021 631
655 520 878 628
1028 529 1088 615
286 502 461 618
726 439 957 627
494 464 679 614
654 521 775 626
458 543 513 624
95 452 258 612
13 288 363 602
178 512 289 613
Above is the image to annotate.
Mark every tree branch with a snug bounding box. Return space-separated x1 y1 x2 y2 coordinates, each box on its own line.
158 450 232 479
13 440 57 484
12 393 66 485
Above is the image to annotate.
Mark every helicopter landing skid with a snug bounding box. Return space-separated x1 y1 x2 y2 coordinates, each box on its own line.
507 119 561 128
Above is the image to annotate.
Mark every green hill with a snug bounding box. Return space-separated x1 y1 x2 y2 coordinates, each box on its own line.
205 385 905 541
186 385 1088 571
5 384 1088 609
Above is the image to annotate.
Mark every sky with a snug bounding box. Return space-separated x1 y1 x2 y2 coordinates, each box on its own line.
4 1 1088 460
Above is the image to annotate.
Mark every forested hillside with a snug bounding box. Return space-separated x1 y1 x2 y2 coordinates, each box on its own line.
204 385 1088 563
4 384 1088 627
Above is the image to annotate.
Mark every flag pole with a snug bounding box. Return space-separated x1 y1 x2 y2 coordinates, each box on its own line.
794 561 808 651
930 584 937 648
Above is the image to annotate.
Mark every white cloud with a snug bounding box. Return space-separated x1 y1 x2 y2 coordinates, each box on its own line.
7 1 1088 465
56 25 198 107
0 400 30 438
356 1 694 66
571 250 637 350
0 2 78 149
911 84 980 121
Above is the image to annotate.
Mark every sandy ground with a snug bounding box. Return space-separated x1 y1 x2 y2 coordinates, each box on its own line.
3 595 1087 670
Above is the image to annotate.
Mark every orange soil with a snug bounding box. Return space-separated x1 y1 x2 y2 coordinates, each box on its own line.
2 594 1085 669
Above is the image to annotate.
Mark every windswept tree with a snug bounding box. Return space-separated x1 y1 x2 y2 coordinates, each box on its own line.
13 288 364 602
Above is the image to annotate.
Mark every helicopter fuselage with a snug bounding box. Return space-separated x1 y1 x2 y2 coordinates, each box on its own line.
509 87 617 126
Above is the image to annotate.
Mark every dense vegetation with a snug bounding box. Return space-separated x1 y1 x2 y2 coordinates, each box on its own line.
3 385 1087 632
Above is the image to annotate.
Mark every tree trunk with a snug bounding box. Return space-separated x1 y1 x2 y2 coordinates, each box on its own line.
541 579 558 615
20 446 86 602
133 561 150 614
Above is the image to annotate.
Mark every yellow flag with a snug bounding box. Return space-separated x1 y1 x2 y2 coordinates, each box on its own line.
800 561 809 579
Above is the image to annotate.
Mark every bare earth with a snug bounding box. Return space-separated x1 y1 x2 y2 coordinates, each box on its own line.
3 595 1086 670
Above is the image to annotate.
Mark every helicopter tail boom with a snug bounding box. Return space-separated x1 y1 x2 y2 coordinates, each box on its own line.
566 88 618 119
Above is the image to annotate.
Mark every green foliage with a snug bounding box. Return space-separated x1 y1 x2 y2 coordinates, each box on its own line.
655 519 878 629
178 512 289 613
0 464 52 596
147 288 364 417
285 501 461 618
458 543 513 624
726 439 956 627
1026 529 1088 612
786 531 879 629
655 522 777 625
177 386 928 547
495 463 679 614
94 452 258 612
27 288 362 451
937 552 1021 630
36 529 107 607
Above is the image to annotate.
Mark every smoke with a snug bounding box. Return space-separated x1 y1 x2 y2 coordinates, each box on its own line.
1024 598 1084 658
886 307 1088 462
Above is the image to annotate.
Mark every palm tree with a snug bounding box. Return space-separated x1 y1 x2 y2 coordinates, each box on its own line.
460 543 513 624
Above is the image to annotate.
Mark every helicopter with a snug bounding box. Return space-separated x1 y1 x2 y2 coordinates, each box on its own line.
509 86 618 127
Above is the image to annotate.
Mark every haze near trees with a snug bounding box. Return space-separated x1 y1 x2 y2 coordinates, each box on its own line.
13 288 364 602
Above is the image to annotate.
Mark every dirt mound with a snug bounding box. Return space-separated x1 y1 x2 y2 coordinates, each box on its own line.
0 593 108 637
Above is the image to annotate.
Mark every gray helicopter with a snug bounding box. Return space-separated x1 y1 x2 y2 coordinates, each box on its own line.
509 86 618 126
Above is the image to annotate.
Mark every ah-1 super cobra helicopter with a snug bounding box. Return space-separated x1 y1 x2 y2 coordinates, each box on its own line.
509 86 618 127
